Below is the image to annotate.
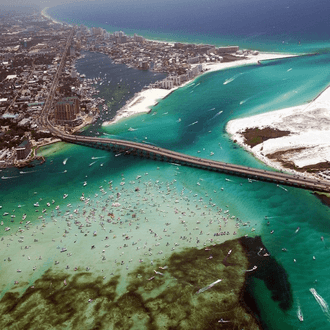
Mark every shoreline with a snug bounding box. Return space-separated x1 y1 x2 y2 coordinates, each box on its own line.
226 84 330 180
103 52 296 126
41 7 72 26
40 7 297 129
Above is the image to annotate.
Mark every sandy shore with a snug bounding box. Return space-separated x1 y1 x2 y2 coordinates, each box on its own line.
103 88 173 125
226 85 330 178
103 52 295 126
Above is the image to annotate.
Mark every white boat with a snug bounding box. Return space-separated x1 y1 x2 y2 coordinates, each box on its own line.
3 212 9 216
0 221 3 226
297 305 304 322
63 194 68 199
34 202 39 207
5 227 10 231
83 181 87 186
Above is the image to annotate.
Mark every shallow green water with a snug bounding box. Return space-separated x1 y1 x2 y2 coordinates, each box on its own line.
1 50 330 329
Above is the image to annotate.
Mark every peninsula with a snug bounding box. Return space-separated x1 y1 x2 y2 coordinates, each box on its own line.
226 85 330 181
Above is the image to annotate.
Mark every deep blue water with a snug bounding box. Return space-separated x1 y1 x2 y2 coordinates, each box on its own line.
47 0 330 53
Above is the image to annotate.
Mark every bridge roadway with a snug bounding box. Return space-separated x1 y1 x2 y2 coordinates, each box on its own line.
39 27 330 193
50 128 330 193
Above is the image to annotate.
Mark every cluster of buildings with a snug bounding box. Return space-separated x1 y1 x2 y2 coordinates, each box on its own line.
74 25 259 90
0 9 260 167
0 9 100 167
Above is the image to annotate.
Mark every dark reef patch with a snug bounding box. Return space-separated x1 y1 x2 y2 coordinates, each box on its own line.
0 239 264 329
239 236 293 312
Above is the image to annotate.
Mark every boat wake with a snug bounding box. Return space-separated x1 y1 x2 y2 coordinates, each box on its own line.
91 156 107 160
187 121 198 127
223 73 243 85
297 303 304 322
207 107 216 111
240 90 266 105
310 288 330 321
20 170 38 174
209 110 223 121
1 175 19 180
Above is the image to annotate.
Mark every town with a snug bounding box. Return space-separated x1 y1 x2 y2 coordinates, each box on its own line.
0 7 256 168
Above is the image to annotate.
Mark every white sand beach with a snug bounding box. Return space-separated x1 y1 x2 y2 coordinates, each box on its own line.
102 88 173 125
103 52 295 126
226 85 330 178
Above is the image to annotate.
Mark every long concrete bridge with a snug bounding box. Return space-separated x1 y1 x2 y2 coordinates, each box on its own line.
54 130 330 193
40 27 330 193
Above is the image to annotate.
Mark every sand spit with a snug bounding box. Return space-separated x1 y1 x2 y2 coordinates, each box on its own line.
103 88 172 125
226 85 330 179
103 52 295 126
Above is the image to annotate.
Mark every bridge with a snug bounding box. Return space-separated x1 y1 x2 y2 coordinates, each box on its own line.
55 130 330 193
40 28 330 194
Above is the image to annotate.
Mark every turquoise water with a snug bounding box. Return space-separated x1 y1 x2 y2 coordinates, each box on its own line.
2 4 330 328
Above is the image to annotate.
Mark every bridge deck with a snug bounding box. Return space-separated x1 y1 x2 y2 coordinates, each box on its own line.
57 133 330 193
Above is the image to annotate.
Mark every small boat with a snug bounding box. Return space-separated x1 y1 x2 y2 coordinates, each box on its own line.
3 212 9 216
63 194 68 199
0 221 3 226
83 181 87 187
297 305 303 322
34 202 39 207
60 247 67 253
5 227 10 231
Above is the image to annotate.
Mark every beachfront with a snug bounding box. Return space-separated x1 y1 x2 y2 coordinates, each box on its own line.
103 52 295 126
226 85 330 179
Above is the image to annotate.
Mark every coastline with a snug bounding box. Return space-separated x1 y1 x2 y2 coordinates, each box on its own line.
41 7 296 129
226 84 330 179
41 7 71 26
103 52 296 126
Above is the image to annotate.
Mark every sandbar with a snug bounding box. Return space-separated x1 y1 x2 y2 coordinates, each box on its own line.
226 85 330 179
